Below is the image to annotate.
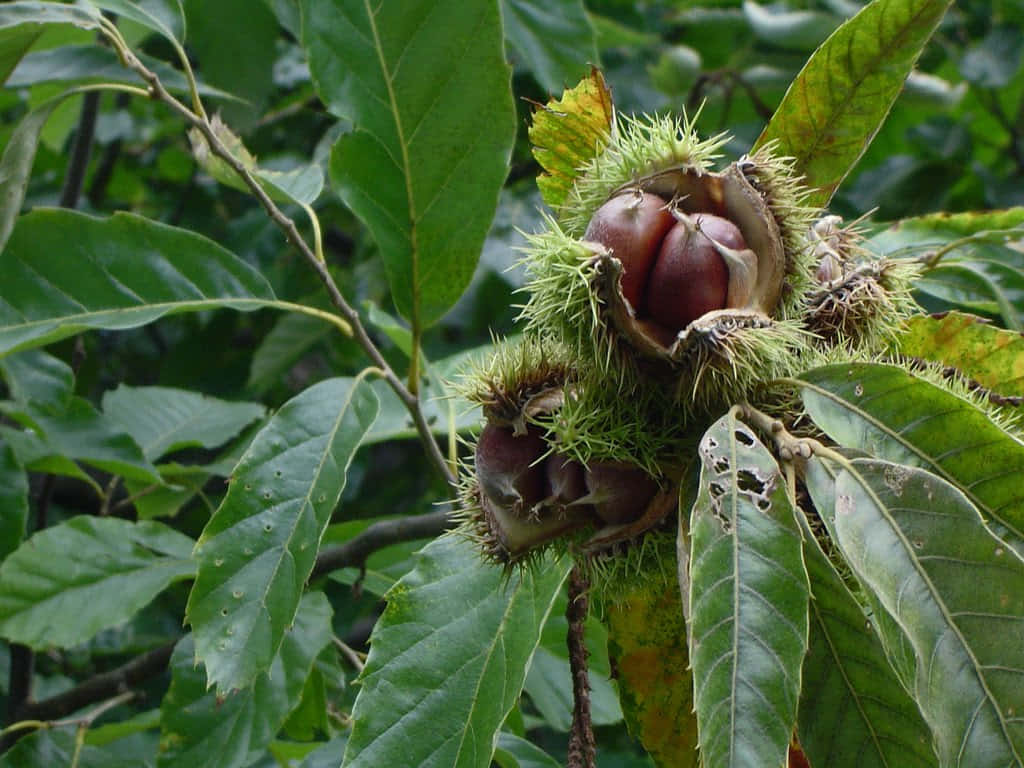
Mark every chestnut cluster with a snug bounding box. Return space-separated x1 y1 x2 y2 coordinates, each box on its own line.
583 190 747 337
475 421 661 560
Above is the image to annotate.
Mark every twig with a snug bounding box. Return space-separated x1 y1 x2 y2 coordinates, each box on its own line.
106 38 455 489
332 636 366 673
311 509 453 580
60 91 100 209
566 566 595 768
15 641 175 724
1 690 135 742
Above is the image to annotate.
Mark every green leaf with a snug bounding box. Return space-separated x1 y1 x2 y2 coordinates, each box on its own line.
796 497 937 768
960 25 1023 88
528 69 614 211
342 535 570 768
186 376 378 694
158 592 333 768
1 395 161 483
296 736 348 768
0 24 40 84
0 94 68 257
101 385 266 461
742 1 840 51
245 311 333 396
0 2 102 34
183 0 277 125
308 0 516 327
90 0 185 42
0 348 74 412
831 458 1024 765
688 411 809 768
501 0 598 94
866 209 1024 328
492 732 561 768
798 362 1024 557
0 516 195 649
898 311 1024 397
0 728 142 768
0 439 28 561
605 579 698 768
0 209 279 359
7 45 239 99
754 0 954 206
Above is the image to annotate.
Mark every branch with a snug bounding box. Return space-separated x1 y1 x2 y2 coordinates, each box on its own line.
566 566 595 768
311 509 453 580
60 91 100 209
15 641 175 723
107 37 456 489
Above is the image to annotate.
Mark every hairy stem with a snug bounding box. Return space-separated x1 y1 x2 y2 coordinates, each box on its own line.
566 566 595 768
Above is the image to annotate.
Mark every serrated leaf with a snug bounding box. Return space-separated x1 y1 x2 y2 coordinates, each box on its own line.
342 534 570 768
796 496 937 768
0 728 143 768
754 0 954 206
307 0 515 329
899 311 1024 397
0 440 28 561
501 0 598 94
528 69 614 211
605 579 698 768
102 386 266 461
0 348 73 413
866 209 1024 328
158 592 332 768
0 395 160 483
832 458 1024 766
186 376 378 694
0 209 281 359
0 516 195 649
798 362 1024 557
688 411 809 768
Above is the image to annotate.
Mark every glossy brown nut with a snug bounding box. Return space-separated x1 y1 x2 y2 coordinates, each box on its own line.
584 461 659 526
475 422 547 513
544 455 588 507
645 213 738 333
584 191 675 312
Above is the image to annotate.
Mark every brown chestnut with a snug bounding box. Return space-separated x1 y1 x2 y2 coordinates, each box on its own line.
583 190 675 311
475 422 547 513
544 455 588 508
582 461 659 526
645 213 741 332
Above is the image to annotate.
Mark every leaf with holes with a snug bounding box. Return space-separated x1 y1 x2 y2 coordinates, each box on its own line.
342 534 570 768
305 0 515 329
688 411 809 768
754 0 954 206
186 376 377 694
158 592 332 768
798 362 1024 557
898 311 1024 397
796 493 937 768
0 516 195 649
831 458 1024 765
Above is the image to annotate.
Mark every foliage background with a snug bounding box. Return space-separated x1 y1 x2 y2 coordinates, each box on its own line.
0 0 1022 766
